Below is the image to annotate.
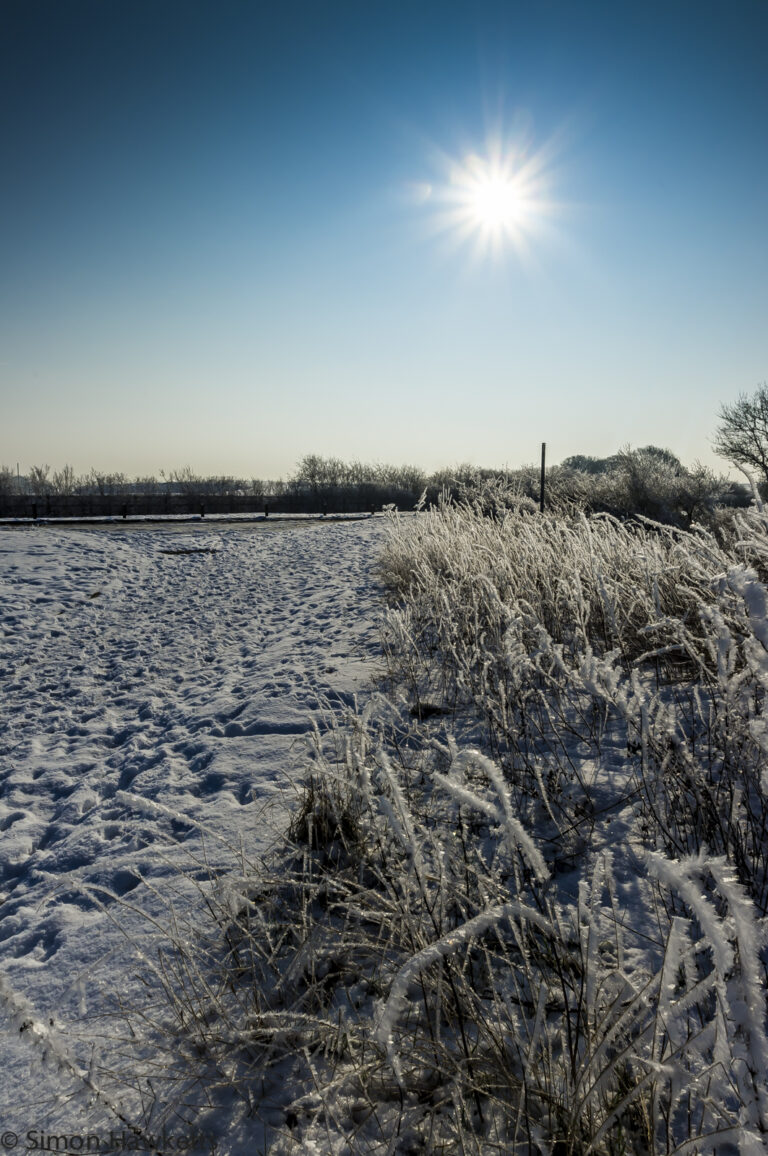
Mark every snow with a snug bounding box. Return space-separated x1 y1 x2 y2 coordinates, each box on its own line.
0 518 384 1141
5 507 767 1152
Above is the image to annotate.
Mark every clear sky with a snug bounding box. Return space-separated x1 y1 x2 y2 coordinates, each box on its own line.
1 0 766 480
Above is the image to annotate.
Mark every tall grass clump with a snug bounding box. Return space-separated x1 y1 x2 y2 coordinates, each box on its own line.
380 495 768 909
101 704 768 1154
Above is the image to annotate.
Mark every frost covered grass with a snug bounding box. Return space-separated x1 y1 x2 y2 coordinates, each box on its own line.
100 713 768 1153
380 498 768 911
83 496 768 1153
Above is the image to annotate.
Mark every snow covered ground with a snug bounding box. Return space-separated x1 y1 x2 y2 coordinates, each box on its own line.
0 518 385 1147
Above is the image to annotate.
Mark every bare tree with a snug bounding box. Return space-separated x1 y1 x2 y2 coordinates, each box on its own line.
134 475 160 494
28 464 52 496
87 469 128 496
713 384 768 486
0 465 16 495
52 464 77 495
168 466 200 495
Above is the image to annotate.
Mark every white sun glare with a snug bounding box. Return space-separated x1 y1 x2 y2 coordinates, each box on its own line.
469 173 525 229
454 151 539 250
422 134 554 262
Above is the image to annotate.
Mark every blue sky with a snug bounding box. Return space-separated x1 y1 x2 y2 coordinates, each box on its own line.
1 0 766 479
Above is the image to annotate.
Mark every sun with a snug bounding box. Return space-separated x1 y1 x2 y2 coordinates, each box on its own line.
468 173 525 230
419 133 554 260
453 151 538 245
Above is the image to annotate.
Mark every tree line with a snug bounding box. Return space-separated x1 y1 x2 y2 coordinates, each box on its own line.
2 383 766 520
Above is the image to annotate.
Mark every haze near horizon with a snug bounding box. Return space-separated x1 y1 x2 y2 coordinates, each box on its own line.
1 0 766 480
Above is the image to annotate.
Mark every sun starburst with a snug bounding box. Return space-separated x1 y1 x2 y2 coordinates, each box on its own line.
418 131 556 262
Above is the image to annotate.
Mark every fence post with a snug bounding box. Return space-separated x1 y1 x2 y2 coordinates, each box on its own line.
539 442 546 513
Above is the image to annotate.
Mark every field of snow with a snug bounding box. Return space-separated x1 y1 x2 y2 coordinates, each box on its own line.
0 518 385 1145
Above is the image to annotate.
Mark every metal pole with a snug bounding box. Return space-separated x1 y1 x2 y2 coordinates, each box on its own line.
539 442 546 513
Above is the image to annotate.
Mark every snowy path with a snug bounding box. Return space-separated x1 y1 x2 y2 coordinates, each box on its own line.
0 518 384 1129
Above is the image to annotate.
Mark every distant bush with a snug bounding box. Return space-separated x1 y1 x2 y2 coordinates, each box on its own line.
556 445 735 526
423 447 737 528
414 446 737 529
287 454 427 511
